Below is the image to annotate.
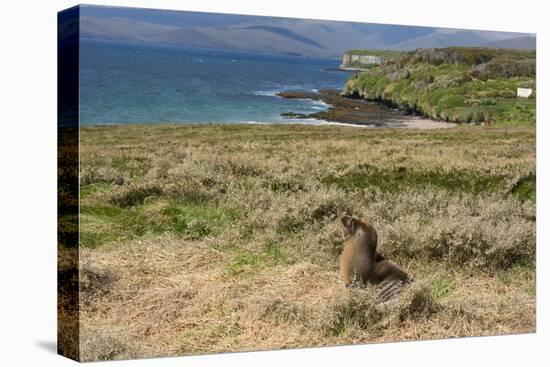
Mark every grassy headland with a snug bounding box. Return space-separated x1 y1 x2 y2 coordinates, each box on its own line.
343 47 536 125
74 123 535 361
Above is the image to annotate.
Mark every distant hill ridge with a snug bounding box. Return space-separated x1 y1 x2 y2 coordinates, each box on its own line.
79 5 535 58
486 36 536 50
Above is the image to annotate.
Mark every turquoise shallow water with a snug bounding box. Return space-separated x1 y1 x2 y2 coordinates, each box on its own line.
79 39 351 125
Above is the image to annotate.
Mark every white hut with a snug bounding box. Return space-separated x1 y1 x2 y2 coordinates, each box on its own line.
517 88 533 98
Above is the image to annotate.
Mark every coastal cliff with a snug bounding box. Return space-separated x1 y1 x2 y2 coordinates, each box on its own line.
342 47 536 125
340 50 401 69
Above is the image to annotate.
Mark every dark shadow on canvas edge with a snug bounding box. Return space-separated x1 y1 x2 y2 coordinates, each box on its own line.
36 340 57 355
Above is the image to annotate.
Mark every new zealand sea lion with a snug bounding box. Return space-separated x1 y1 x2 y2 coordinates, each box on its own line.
339 215 411 301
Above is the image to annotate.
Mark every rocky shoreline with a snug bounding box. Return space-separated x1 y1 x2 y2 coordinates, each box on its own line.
276 89 455 128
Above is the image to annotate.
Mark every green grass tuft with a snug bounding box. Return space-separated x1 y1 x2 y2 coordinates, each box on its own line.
80 199 240 248
510 174 536 202
323 164 505 194
430 275 456 300
226 242 291 276
80 183 112 199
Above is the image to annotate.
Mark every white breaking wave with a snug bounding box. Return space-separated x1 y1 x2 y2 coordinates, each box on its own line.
296 119 373 128
309 99 330 108
253 90 281 97
242 120 272 125
242 119 373 128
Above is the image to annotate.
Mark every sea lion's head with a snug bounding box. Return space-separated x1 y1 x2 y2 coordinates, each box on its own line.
339 215 359 240
339 215 377 245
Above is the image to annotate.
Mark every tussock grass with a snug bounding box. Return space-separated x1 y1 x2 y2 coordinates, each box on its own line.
71 124 535 361
326 287 385 336
323 164 507 194
325 281 440 338
81 166 127 186
80 328 134 362
109 183 164 207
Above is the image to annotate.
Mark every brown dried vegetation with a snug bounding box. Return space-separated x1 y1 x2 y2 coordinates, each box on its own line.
72 124 535 361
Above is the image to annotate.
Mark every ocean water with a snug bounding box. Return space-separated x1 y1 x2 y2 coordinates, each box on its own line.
79 39 351 125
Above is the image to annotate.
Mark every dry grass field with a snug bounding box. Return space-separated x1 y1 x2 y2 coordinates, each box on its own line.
73 123 535 361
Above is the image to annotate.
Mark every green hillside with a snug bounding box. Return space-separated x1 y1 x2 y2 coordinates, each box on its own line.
343 47 536 125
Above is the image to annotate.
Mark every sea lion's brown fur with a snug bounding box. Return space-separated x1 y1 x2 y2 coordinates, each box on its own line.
339 215 410 287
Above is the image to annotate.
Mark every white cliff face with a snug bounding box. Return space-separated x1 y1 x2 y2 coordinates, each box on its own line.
341 53 384 68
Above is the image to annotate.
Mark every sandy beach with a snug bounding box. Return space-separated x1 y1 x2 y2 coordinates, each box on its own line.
242 118 456 129
394 116 457 129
